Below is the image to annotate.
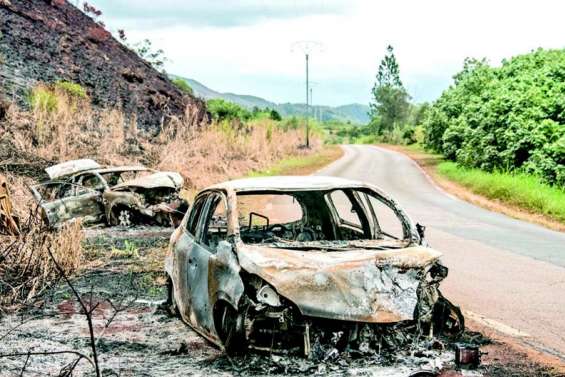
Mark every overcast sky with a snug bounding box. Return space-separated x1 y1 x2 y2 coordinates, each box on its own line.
91 0 564 106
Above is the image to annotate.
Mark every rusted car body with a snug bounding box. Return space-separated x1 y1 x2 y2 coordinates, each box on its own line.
31 159 185 228
165 176 463 356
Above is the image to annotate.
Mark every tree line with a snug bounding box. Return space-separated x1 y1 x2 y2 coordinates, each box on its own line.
368 46 564 187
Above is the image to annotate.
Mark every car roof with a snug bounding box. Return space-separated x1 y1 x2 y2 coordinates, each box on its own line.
45 159 150 180
205 175 369 193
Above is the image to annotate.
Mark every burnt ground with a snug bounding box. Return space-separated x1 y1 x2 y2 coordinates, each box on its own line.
0 231 563 377
0 0 208 131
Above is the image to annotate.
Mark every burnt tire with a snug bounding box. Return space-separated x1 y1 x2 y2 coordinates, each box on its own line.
164 277 179 317
215 302 248 355
432 296 465 339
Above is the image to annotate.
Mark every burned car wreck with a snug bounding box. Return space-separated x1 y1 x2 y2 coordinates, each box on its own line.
31 159 186 228
165 176 463 358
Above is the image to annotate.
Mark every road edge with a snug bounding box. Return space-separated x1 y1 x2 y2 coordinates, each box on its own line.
377 144 565 233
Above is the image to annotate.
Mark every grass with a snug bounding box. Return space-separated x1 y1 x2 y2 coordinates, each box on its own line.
437 162 565 222
248 145 343 177
380 143 565 227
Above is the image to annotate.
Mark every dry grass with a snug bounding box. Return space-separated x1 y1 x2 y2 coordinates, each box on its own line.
0 84 322 312
156 117 317 189
5 87 133 166
1 84 320 193
0 218 84 313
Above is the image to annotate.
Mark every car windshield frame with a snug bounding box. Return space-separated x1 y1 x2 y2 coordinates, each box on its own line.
230 187 413 246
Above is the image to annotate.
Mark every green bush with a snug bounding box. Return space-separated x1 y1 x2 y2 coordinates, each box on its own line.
172 78 193 95
424 49 565 186
207 99 252 122
54 81 87 98
28 86 58 113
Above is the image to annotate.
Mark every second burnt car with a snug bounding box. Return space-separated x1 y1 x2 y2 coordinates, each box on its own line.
31 159 186 228
165 176 464 357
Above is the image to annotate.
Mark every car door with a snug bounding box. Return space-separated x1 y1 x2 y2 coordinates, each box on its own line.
32 175 104 227
172 193 218 337
57 173 105 225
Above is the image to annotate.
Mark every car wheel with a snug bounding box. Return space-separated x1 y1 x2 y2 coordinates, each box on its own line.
216 302 248 355
162 277 178 317
433 296 465 338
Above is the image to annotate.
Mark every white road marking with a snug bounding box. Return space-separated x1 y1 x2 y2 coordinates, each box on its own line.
464 310 531 338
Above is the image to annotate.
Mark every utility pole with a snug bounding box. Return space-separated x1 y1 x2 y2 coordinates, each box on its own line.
310 87 313 122
292 41 323 148
306 53 310 147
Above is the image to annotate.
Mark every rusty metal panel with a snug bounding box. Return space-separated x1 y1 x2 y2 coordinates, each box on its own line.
237 242 441 323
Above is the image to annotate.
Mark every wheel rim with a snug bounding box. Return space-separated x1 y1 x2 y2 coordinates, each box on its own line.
118 209 132 227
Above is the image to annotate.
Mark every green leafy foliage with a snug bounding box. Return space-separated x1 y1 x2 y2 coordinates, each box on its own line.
369 45 410 135
424 49 565 186
28 86 58 113
207 99 252 122
132 39 167 71
54 81 88 98
207 99 284 123
172 78 193 95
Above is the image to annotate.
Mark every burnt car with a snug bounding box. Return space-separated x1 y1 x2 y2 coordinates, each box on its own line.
31 159 186 228
165 176 463 356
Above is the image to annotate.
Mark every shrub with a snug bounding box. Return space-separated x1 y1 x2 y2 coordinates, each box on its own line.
207 98 251 122
402 127 416 144
424 49 565 186
28 85 58 113
269 109 282 121
172 78 193 95
54 81 88 99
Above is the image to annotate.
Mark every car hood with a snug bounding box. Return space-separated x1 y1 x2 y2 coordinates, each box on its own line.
237 243 442 323
113 172 183 190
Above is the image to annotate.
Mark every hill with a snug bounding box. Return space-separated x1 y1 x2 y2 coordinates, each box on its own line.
173 76 370 124
0 0 207 130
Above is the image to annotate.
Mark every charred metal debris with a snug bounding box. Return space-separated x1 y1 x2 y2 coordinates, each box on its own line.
165 176 470 367
29 159 188 228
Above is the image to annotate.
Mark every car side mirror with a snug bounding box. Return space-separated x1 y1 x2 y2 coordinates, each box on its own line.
416 223 426 241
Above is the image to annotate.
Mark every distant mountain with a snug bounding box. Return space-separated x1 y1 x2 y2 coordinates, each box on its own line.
171 76 370 124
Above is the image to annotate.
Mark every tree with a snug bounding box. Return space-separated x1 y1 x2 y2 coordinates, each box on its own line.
133 39 168 72
269 109 282 121
369 45 410 134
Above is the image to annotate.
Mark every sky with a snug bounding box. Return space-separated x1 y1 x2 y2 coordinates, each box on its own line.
91 0 564 107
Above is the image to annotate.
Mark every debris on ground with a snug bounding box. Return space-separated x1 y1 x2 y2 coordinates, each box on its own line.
0 174 19 235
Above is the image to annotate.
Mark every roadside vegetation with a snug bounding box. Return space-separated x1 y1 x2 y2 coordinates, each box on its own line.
248 145 343 177
438 162 565 222
424 49 565 187
1 82 331 229
334 47 565 224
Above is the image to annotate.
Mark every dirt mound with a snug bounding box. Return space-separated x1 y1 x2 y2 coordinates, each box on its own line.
0 0 208 131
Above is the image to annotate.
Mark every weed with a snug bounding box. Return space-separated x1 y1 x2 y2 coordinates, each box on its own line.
110 240 139 259
54 81 88 99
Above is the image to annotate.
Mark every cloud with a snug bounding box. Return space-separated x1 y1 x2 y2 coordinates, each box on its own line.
89 0 565 106
92 0 350 28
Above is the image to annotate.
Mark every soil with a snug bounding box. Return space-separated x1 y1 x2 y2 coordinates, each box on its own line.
2 228 563 376
0 0 208 131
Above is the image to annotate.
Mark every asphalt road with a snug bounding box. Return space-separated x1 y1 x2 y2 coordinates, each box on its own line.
318 145 565 359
